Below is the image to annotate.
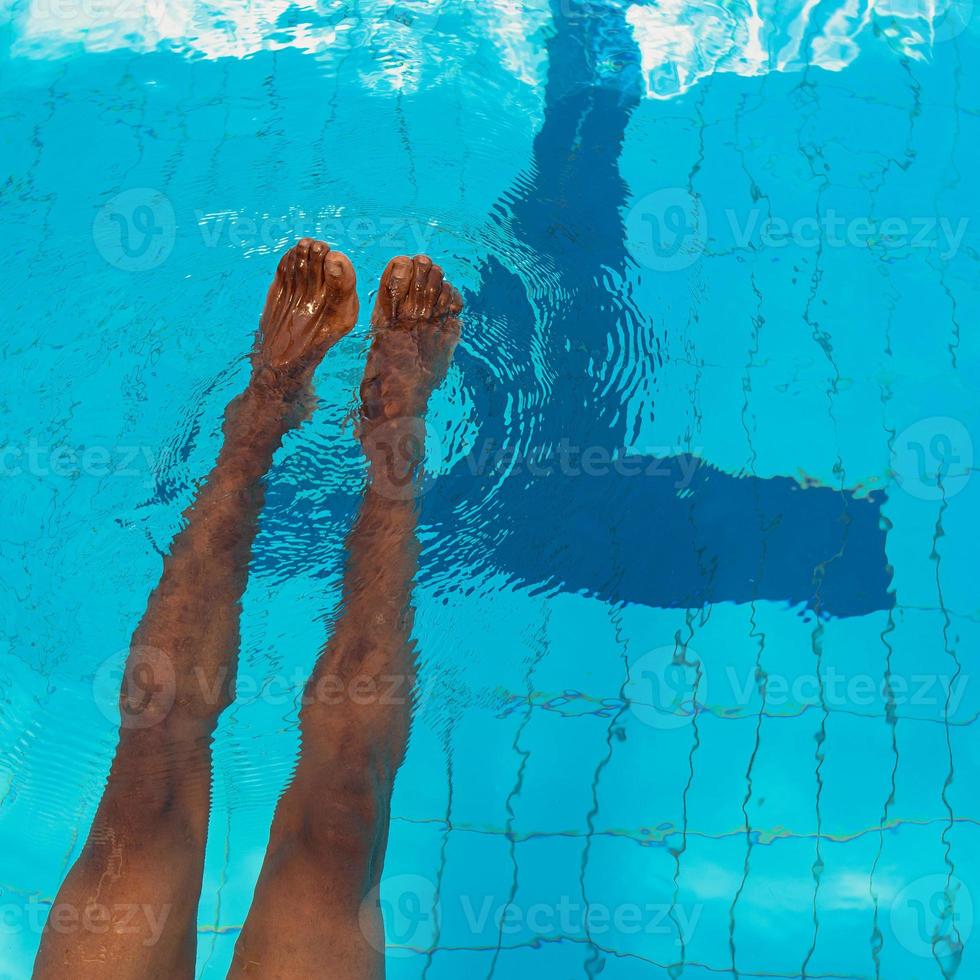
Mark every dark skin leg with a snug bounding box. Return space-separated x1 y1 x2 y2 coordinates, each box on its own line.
228 255 463 980
33 239 359 980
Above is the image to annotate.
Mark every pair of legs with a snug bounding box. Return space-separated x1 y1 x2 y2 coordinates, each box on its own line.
33 241 463 979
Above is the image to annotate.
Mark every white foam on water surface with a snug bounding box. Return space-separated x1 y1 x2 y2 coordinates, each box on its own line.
6 0 975 95
626 0 974 98
9 0 551 94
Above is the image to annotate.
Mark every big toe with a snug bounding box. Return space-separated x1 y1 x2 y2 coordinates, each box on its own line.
376 255 415 322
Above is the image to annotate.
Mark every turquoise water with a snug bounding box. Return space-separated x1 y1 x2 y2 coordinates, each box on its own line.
1 1 979 977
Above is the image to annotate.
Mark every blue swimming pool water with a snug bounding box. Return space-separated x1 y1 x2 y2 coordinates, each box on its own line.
1 1 978 977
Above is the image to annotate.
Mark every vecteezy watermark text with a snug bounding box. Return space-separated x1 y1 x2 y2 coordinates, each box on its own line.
358 874 703 957
195 208 437 255
625 645 970 730
727 210 969 260
461 439 702 484
93 188 442 271
0 440 156 483
0 898 171 947
93 646 421 730
626 188 971 271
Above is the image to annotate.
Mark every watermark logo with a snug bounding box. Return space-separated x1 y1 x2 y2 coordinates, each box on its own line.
361 417 442 500
356 884 701 950
891 875 972 961
892 417 973 501
934 0 974 42
626 188 707 273
93 189 176 272
96 200 439 272
624 193 969 266
94 651 420 730
624 655 967 727
724 666 967 714
359 874 440 957
92 646 176 730
625 645 706 730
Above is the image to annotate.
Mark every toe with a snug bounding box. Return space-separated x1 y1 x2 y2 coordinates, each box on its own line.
308 239 328 294
411 255 433 315
276 240 301 284
412 255 433 278
422 263 444 318
325 249 356 295
449 286 464 314
378 255 414 321
309 239 329 271
435 281 453 316
292 238 313 286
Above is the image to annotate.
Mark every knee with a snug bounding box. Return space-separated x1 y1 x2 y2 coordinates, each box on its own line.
103 736 212 842
265 772 387 881
300 783 385 858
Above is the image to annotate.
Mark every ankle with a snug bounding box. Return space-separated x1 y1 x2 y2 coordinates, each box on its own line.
247 359 312 406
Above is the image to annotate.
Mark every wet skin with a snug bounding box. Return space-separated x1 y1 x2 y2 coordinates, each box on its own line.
229 255 462 979
33 243 461 980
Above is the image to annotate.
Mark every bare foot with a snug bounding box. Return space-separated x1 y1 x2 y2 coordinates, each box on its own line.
359 254 463 431
253 237 359 391
214 239 358 488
